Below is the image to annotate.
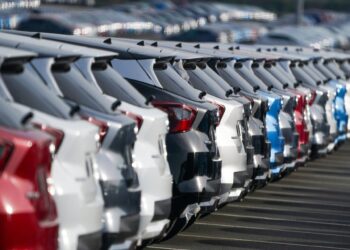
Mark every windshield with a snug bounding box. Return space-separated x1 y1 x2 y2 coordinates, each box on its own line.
93 65 148 108
154 63 202 101
52 64 113 113
1 62 71 119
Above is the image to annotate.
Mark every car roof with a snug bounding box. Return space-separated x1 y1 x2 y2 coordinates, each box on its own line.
0 45 37 60
1 30 117 59
10 31 176 60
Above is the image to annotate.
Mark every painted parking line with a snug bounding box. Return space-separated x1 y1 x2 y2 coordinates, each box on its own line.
212 212 350 228
176 233 350 250
194 221 350 238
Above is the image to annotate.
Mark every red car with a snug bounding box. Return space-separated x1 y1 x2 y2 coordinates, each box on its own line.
0 107 58 250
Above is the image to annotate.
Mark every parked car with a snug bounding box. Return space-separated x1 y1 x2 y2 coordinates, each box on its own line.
0 98 58 250
0 45 104 250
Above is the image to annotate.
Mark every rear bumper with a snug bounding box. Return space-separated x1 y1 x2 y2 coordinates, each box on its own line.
78 230 102 250
283 146 298 164
102 213 140 249
151 198 172 222
270 152 284 177
232 170 249 189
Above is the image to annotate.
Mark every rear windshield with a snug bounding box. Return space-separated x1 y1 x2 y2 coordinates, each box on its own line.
1 62 71 119
253 64 284 90
216 64 253 93
52 64 112 113
186 66 228 99
0 99 25 129
315 61 336 79
154 64 202 101
326 61 346 80
201 65 233 91
266 64 294 87
93 65 148 108
234 62 268 91
291 64 316 87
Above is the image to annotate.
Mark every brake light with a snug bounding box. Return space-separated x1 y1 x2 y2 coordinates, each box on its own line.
33 167 57 222
209 101 225 126
82 116 109 143
0 139 13 173
120 111 143 133
152 101 197 133
33 123 64 154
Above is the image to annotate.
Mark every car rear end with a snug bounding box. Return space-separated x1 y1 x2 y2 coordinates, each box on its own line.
117 101 173 242
75 105 142 249
0 57 104 250
113 59 221 239
0 121 58 250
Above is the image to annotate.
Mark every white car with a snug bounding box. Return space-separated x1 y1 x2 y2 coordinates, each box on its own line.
73 50 173 241
0 47 104 250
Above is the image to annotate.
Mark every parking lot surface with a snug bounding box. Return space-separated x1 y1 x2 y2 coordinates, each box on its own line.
149 141 350 250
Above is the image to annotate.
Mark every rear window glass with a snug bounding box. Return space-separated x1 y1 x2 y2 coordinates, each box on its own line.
52 64 112 113
93 65 148 108
154 64 201 101
1 62 71 119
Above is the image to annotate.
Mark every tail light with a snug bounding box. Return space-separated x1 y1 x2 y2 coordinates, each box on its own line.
120 111 143 133
82 116 109 143
308 91 316 106
32 167 57 222
209 101 225 126
152 101 197 133
33 123 64 154
0 139 13 173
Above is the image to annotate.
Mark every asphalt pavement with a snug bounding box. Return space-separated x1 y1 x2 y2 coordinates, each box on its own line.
148 141 350 250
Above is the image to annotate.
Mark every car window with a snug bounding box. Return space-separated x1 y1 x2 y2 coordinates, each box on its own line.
267 64 293 86
93 65 148 108
234 62 268 90
1 62 71 119
216 64 253 93
185 64 228 99
201 66 233 91
18 18 71 34
253 64 284 90
52 64 112 113
154 63 202 101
